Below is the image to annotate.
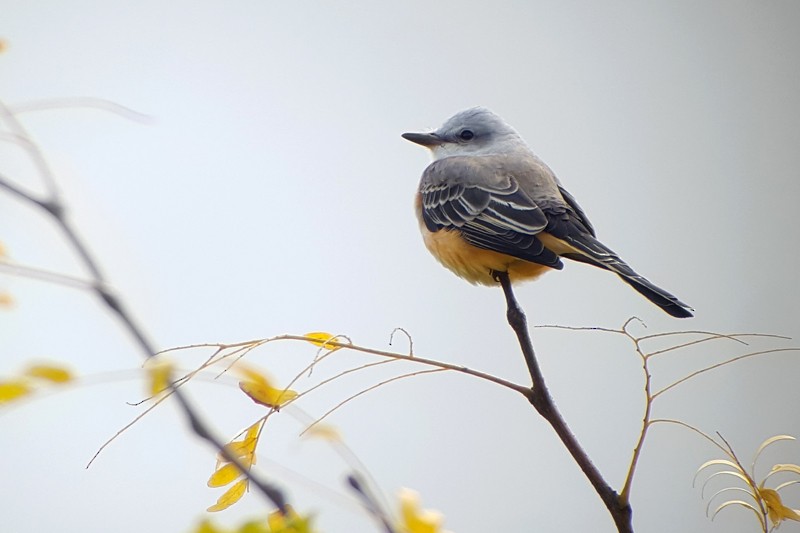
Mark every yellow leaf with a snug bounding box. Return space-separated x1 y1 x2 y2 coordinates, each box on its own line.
208 463 242 488
239 380 298 410
207 478 248 512
0 380 31 403
24 363 73 383
224 439 255 459
303 332 340 350
398 488 444 533
144 358 173 395
0 241 7 256
245 421 262 442
220 438 257 467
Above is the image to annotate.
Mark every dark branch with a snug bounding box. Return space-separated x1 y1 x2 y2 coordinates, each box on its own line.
0 109 289 513
492 270 633 533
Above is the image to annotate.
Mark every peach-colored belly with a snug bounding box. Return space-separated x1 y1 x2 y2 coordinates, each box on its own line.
420 226 553 285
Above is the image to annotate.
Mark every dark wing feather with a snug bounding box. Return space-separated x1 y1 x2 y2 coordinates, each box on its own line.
558 185 596 237
420 165 562 269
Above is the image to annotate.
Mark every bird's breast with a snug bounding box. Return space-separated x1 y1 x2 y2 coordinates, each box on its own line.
415 193 553 285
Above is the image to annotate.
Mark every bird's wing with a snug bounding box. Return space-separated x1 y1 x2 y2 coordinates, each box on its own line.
557 185 596 237
419 157 563 269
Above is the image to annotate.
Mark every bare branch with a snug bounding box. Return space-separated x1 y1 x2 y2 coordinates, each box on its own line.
493 271 633 533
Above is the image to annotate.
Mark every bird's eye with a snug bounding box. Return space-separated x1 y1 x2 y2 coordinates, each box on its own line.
459 129 474 141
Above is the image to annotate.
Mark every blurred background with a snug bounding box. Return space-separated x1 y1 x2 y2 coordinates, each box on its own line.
2 2 799 531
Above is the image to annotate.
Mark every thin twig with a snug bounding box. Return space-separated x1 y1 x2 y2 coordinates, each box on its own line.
301 368 446 436
616 334 647 507
653 348 800 399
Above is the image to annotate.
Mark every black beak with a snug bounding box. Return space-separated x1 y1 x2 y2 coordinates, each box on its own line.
401 132 444 147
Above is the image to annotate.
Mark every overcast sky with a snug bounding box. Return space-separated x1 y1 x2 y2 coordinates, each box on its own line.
3 2 800 532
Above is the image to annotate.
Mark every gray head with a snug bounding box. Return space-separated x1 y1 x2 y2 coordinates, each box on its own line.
402 107 527 160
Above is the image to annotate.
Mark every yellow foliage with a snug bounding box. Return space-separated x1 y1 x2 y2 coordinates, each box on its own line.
759 487 800 527
697 434 800 529
207 421 264 511
208 463 242 488
0 362 76 404
234 364 297 410
207 478 248 512
192 510 314 533
0 380 30 403
398 488 446 533
239 380 297 410
302 332 340 351
24 363 73 383
143 357 173 395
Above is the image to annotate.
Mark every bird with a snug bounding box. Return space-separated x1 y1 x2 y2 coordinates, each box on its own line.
402 107 693 318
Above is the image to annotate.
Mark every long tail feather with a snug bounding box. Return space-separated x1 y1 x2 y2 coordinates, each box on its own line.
561 235 694 318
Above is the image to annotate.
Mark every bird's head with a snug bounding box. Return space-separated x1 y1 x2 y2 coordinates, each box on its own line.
402 107 525 160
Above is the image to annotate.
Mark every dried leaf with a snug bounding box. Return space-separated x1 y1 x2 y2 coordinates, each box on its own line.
208 463 242 488
207 478 248 512
759 487 800 526
24 363 73 383
754 435 796 469
772 464 800 476
700 470 753 498
710 499 763 522
696 459 744 474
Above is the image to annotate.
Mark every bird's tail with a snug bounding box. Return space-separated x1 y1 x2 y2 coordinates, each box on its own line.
561 234 694 318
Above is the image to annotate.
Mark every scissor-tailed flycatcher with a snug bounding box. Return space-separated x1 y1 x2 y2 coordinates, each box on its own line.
402 107 693 318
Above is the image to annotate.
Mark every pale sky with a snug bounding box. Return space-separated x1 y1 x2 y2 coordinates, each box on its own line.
2 2 800 532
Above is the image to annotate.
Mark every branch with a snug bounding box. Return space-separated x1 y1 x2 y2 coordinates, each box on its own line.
0 101 289 513
493 271 633 533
